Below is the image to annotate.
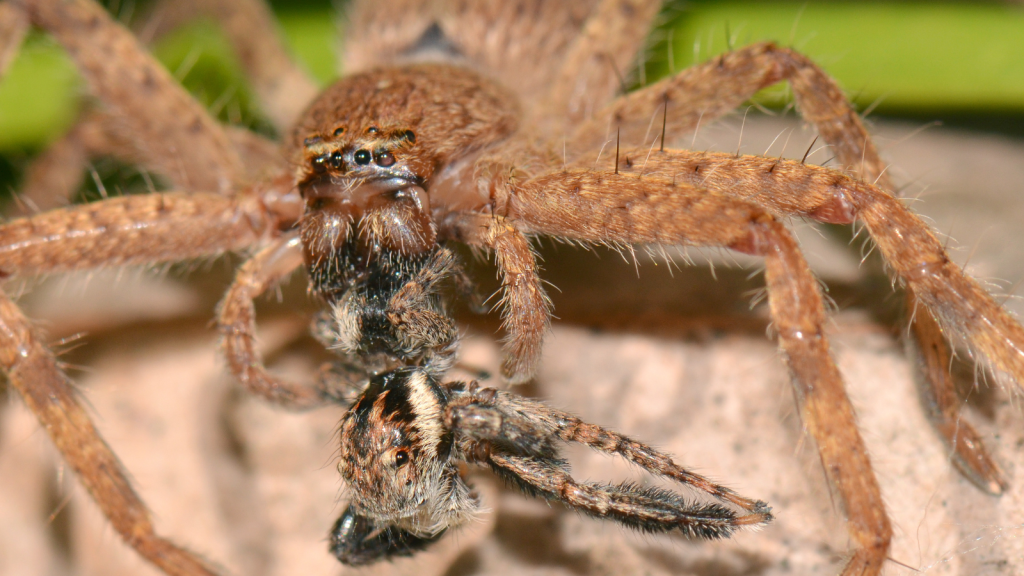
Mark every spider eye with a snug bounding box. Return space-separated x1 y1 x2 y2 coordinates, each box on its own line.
354 149 371 165
329 151 344 169
312 155 327 173
333 127 345 137
366 126 379 134
402 130 415 144
374 149 395 167
394 449 410 467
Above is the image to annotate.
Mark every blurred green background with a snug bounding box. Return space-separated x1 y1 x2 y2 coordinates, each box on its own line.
1 0 1024 196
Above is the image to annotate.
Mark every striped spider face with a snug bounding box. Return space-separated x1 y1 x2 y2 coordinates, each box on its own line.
332 369 476 566
337 369 464 531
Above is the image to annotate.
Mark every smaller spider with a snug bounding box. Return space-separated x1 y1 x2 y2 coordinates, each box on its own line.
329 366 773 565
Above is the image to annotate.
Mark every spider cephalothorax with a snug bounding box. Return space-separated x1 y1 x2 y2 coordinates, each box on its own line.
293 64 518 199
293 64 519 378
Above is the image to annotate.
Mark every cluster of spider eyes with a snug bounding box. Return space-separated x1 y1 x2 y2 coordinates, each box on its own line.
308 127 416 174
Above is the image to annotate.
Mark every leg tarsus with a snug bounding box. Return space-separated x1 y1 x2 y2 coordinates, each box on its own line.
908 302 1008 495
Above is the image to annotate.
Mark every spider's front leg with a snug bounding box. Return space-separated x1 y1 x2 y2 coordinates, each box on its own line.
442 381 772 537
573 40 1013 492
478 170 892 576
0 190 286 576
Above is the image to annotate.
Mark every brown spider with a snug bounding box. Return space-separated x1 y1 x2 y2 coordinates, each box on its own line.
1 0 1023 574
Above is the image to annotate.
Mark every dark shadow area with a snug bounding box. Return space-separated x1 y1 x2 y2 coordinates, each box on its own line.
491 509 590 574
442 548 482 576
508 237 906 342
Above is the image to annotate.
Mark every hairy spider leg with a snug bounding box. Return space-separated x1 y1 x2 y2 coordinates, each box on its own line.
15 0 243 193
216 233 346 409
443 381 773 533
487 170 892 576
0 292 222 576
0 193 268 274
491 453 755 539
545 0 663 126
441 214 550 382
573 40 1009 494
0 191 279 576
